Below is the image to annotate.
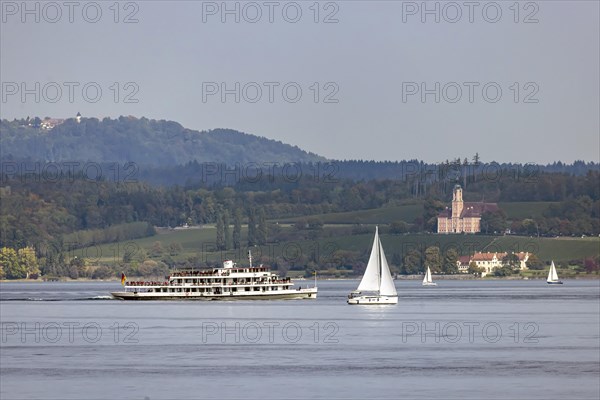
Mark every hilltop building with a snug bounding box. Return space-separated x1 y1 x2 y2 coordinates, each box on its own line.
40 118 65 130
437 185 499 233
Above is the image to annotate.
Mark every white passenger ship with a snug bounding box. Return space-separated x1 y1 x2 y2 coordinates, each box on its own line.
111 252 317 301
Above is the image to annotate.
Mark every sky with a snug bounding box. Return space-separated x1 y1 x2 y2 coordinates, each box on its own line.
1 0 599 164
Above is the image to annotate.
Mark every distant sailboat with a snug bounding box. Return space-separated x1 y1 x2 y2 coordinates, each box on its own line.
422 266 437 286
546 261 563 284
347 226 398 305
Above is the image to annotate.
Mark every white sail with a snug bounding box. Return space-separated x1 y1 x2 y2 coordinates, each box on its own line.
378 241 397 296
547 261 559 282
357 226 382 292
552 262 559 281
423 266 432 284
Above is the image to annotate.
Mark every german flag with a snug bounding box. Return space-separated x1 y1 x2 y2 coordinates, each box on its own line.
121 273 126 286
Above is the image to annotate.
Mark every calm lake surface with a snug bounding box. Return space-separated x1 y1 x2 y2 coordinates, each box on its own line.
1 280 599 400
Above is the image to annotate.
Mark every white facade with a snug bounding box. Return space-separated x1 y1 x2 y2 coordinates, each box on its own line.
459 252 530 277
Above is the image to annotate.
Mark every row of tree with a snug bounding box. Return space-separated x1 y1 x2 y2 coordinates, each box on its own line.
4 170 597 251
1 167 598 278
0 247 41 279
215 208 269 250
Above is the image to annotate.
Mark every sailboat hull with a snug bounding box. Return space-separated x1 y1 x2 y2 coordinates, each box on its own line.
347 295 398 305
422 282 437 287
547 281 563 285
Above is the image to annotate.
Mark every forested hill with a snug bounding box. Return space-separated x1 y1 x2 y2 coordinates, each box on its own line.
0 117 326 166
1 117 597 185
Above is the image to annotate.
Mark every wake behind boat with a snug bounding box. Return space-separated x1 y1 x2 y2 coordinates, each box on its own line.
111 252 317 300
347 226 398 305
546 261 563 284
422 266 437 286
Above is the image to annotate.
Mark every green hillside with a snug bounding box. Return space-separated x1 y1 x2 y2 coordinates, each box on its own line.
277 204 424 224
276 202 555 225
498 202 557 219
75 225 599 267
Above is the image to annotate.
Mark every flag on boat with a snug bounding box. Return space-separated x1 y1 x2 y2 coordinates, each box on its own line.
121 273 126 285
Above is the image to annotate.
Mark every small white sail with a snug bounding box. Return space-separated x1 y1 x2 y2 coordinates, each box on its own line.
547 261 559 282
422 266 437 286
423 267 432 284
357 226 382 292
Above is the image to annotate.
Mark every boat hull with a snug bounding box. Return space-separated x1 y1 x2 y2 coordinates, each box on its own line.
111 287 317 301
422 283 437 287
347 295 398 305
547 281 563 285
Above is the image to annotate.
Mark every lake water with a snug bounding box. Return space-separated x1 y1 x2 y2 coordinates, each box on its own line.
1 280 599 400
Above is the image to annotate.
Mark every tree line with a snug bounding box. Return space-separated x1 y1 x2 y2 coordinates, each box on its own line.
0 167 598 279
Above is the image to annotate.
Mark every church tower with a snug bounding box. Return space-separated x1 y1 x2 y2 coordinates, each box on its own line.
452 185 464 219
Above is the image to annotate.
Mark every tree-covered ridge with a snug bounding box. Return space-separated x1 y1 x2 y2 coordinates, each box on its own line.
0 116 326 165
1 169 598 251
2 117 598 180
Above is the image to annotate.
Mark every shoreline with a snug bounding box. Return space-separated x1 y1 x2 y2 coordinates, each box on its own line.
2 275 599 283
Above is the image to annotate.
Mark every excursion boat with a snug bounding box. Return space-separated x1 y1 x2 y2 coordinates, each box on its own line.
347 226 398 305
111 252 317 300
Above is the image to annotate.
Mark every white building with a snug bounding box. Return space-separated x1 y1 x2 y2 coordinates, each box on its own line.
457 252 530 277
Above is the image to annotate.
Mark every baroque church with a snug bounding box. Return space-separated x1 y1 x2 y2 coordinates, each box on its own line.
437 185 499 234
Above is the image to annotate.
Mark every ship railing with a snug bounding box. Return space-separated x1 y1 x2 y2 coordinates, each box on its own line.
126 281 169 286
170 270 220 277
124 278 292 287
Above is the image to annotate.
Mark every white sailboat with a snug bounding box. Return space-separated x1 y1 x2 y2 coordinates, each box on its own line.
546 261 563 284
422 266 437 286
347 226 398 305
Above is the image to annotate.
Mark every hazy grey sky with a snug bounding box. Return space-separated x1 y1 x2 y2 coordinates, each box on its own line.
1 1 598 163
